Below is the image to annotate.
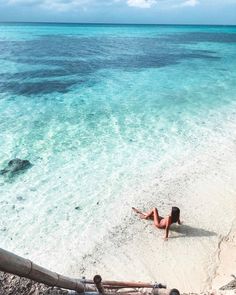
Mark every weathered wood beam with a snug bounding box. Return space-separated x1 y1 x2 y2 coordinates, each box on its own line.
0 248 95 293
85 279 156 289
0 248 176 295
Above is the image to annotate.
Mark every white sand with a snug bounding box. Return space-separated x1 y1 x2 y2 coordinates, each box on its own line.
212 228 236 291
71 135 236 294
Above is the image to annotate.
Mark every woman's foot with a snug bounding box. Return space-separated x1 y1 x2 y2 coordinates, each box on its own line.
132 207 147 219
132 207 141 214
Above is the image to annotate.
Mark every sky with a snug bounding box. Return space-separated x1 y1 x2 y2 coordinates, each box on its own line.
0 0 236 25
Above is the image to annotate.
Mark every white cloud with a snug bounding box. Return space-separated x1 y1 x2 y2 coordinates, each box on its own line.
170 0 200 8
127 0 157 8
4 0 202 11
7 0 42 4
5 0 121 11
3 0 236 12
40 0 88 12
6 0 98 11
180 0 199 7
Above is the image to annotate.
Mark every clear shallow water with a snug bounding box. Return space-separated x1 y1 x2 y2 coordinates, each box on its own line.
0 23 236 273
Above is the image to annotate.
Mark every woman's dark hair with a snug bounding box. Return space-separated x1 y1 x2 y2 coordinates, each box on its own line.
171 207 180 223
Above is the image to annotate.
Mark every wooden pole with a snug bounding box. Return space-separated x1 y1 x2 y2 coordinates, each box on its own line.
85 279 156 289
0 248 177 295
94 275 105 294
0 248 95 293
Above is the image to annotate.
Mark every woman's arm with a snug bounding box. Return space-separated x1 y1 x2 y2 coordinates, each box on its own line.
164 216 171 240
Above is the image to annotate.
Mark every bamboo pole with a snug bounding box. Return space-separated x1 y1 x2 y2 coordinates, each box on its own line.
85 279 158 289
0 248 95 293
94 275 105 294
0 248 175 295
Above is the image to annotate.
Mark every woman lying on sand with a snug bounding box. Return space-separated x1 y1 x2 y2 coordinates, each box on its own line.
132 206 181 240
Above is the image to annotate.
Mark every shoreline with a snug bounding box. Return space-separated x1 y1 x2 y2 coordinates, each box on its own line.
1 132 236 293
70 132 236 293
1 104 236 294
1 132 236 294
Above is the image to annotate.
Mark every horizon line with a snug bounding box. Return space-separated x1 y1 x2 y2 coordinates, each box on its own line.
0 21 236 26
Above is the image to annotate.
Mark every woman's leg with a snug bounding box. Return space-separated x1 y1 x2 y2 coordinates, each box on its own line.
144 208 155 219
132 207 154 219
133 207 163 227
153 208 162 227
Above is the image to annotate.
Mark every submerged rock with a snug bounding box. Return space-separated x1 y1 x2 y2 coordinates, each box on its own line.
0 159 32 176
16 196 25 201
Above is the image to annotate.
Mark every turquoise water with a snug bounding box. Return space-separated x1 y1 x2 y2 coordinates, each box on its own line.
0 23 236 275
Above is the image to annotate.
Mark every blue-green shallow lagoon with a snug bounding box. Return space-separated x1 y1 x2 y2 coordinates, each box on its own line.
0 23 236 291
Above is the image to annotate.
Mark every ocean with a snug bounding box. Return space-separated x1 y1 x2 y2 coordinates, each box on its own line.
0 23 236 291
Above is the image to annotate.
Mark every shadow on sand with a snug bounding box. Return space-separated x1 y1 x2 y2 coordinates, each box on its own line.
170 224 217 239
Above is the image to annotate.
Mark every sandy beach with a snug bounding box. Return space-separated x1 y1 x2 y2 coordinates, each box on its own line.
1 136 236 294
212 229 236 291
67 133 236 294
1 109 236 294
2 135 236 295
